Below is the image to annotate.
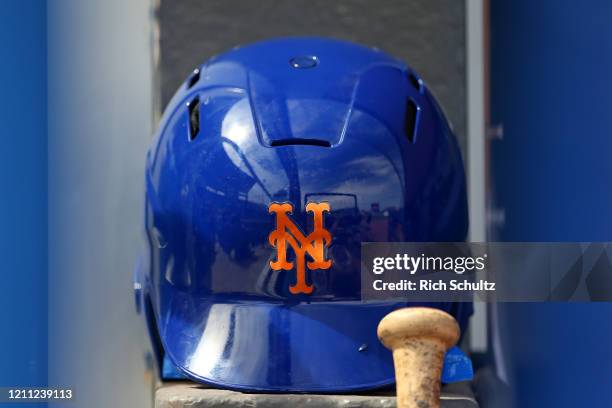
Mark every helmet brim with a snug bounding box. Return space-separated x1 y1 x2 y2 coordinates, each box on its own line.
155 287 470 392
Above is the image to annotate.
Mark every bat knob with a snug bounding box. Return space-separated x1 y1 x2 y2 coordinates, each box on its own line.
377 307 461 408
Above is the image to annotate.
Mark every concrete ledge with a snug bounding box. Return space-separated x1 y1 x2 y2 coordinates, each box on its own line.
156 382 479 408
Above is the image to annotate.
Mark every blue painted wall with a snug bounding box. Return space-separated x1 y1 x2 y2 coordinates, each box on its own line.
490 1 612 406
0 0 48 396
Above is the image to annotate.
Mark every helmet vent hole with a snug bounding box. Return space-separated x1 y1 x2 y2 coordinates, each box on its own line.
188 96 200 140
404 99 419 143
270 138 331 148
187 68 200 89
408 73 423 93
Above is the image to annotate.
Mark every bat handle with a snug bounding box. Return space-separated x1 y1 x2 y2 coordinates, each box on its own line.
377 307 460 408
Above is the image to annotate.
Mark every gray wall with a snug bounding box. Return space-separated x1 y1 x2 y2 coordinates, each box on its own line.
48 1 154 407
158 0 466 151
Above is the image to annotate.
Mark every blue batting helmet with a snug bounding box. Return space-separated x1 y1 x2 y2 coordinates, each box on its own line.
135 37 470 392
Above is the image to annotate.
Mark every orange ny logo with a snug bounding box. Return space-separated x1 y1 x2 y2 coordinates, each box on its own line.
268 202 332 294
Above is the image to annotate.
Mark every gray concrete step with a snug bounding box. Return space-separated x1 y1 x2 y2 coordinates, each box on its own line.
155 382 479 408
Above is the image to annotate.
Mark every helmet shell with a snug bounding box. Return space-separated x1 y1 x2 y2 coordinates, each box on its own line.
139 37 470 391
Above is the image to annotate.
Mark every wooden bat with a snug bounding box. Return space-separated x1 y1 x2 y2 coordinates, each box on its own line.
377 307 460 408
